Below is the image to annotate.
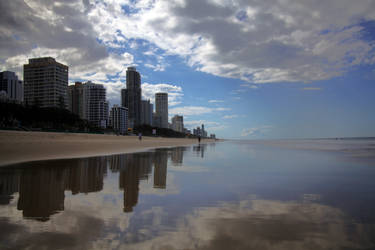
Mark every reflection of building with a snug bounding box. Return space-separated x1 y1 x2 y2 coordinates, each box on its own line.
171 147 184 166
155 93 168 128
17 166 67 221
0 71 23 103
12 157 106 221
153 149 168 189
0 172 20 205
118 153 153 212
24 57 68 108
67 158 106 195
193 144 207 158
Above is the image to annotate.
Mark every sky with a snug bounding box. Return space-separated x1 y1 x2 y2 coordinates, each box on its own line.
0 0 375 139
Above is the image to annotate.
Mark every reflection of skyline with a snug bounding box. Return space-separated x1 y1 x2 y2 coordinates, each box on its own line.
171 147 184 166
117 153 153 212
193 144 207 158
0 157 107 221
0 172 19 205
153 149 168 189
0 146 190 218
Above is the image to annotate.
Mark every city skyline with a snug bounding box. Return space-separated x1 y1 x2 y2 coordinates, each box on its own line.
1 0 375 139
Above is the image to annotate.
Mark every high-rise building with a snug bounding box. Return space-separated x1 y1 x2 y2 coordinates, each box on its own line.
83 81 108 128
0 71 23 103
171 115 184 133
67 82 84 118
152 112 161 128
141 100 153 126
67 81 108 128
124 67 141 128
24 57 68 108
121 88 127 107
109 105 128 135
155 92 168 128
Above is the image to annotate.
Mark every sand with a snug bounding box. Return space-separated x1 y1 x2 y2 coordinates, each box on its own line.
0 130 207 166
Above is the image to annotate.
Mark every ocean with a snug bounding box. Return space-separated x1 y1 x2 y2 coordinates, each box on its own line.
1 139 375 249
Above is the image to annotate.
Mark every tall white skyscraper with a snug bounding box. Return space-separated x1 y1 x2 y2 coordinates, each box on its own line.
155 92 168 128
0 71 23 103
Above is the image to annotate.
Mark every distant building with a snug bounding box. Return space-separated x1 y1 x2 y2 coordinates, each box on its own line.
0 71 23 103
201 124 207 138
193 126 201 137
24 57 68 108
82 81 108 128
152 112 161 128
67 81 108 128
155 92 168 128
141 100 153 126
210 134 216 139
171 115 184 133
109 105 128 134
67 82 85 118
123 67 141 128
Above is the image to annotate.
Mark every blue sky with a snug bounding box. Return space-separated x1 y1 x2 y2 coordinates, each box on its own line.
1 0 375 139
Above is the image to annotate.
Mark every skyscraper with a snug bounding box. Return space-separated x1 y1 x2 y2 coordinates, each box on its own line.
124 67 141 128
141 99 153 126
67 81 108 128
24 57 68 108
171 115 184 132
67 82 84 118
0 71 23 103
109 105 128 135
155 92 168 128
82 81 108 128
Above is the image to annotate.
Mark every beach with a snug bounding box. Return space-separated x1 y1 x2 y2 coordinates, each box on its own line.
0 130 207 166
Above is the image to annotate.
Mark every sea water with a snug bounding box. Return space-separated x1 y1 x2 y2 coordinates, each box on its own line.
0 139 375 249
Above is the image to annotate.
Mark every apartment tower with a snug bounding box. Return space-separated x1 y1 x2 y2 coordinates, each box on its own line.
155 92 168 128
124 67 141 128
24 57 68 108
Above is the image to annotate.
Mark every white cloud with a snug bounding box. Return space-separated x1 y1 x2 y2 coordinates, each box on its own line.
85 0 375 83
208 99 224 103
142 83 183 106
1 0 375 101
241 125 272 137
302 87 322 91
170 106 230 116
222 115 238 119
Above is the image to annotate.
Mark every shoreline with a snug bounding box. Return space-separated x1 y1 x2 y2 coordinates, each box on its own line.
0 130 214 166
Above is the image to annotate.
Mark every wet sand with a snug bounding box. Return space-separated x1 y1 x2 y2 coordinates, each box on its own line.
0 130 209 166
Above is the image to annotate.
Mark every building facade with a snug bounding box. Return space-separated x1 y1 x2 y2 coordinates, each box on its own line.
124 67 141 128
82 81 108 128
109 105 128 135
24 57 68 108
67 81 108 128
155 92 168 128
67 82 85 118
171 115 184 133
0 71 23 103
141 100 153 126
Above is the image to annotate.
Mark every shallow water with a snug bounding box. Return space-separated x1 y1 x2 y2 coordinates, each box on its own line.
1 140 375 250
